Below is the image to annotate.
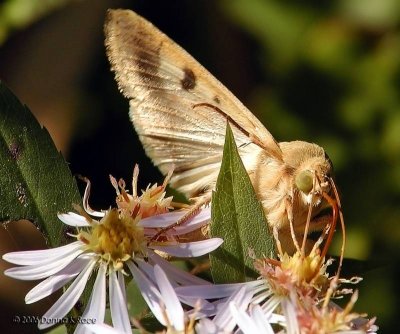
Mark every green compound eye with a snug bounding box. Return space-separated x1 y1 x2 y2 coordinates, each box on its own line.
295 170 314 193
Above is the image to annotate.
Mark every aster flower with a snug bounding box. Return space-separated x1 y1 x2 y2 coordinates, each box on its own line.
176 228 377 334
2 167 221 333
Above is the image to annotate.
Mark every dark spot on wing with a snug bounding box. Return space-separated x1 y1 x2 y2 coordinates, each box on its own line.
213 95 221 104
9 141 23 160
181 68 196 90
134 38 162 87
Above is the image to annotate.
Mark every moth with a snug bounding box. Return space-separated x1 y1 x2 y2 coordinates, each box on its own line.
104 9 340 254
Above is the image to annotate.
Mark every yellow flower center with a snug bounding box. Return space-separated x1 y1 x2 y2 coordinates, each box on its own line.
280 250 322 284
78 209 145 270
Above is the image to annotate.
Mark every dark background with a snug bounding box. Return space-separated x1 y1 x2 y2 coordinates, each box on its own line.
1 0 399 332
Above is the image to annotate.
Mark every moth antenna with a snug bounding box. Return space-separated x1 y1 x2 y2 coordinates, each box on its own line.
301 171 317 255
319 191 337 261
330 177 346 278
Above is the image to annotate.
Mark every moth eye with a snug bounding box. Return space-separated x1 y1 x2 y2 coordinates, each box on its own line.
295 170 314 193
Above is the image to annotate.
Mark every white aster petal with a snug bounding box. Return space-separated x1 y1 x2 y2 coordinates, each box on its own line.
4 247 85 280
148 252 211 286
58 212 92 227
154 265 185 331
230 302 264 334
140 207 211 235
281 297 299 334
139 211 187 228
250 305 275 334
2 241 83 265
213 286 253 331
176 281 260 299
149 238 223 257
25 256 91 304
38 259 96 329
109 270 131 334
126 261 165 326
75 263 107 334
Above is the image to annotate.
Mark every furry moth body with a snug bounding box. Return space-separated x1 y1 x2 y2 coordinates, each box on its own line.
105 9 336 253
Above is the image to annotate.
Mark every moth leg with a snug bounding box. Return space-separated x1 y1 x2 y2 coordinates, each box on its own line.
285 193 301 253
149 193 211 243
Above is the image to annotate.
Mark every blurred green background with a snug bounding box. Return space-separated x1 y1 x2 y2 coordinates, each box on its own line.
0 0 399 332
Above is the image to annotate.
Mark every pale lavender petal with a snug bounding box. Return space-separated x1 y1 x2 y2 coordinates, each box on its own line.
25 256 91 304
213 286 253 331
250 305 274 334
2 241 83 265
109 270 131 334
117 271 126 302
58 212 92 227
135 259 156 283
149 251 210 285
261 295 283 315
176 281 260 299
4 247 86 280
154 265 185 331
126 261 165 326
149 238 223 257
140 207 210 235
282 297 299 334
139 211 186 228
38 259 96 329
75 263 107 334
230 302 260 334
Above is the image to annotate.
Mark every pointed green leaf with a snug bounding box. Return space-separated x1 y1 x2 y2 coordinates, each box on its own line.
0 81 81 247
210 122 276 283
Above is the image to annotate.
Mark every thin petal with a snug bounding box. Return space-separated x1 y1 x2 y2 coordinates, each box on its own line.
109 270 131 334
149 252 211 285
25 256 91 304
140 207 210 234
154 265 184 331
75 263 107 334
176 281 260 299
126 261 165 326
281 297 299 334
230 302 260 334
38 259 96 329
117 271 126 302
2 241 83 265
250 305 274 334
4 248 86 280
213 286 253 331
149 238 223 257
58 212 92 227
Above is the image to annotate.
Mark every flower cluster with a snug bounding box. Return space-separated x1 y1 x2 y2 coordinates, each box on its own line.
2 166 377 334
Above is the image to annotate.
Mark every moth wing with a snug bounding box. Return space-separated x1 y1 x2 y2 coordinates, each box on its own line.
105 9 283 197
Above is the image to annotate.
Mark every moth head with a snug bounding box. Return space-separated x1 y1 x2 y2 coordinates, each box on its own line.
294 155 333 196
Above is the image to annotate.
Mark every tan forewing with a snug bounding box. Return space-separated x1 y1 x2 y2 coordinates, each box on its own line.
105 9 283 197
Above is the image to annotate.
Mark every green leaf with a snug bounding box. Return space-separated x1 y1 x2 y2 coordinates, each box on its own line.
0 81 81 247
210 122 276 283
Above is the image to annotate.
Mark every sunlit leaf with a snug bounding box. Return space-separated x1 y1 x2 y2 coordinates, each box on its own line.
210 122 276 284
